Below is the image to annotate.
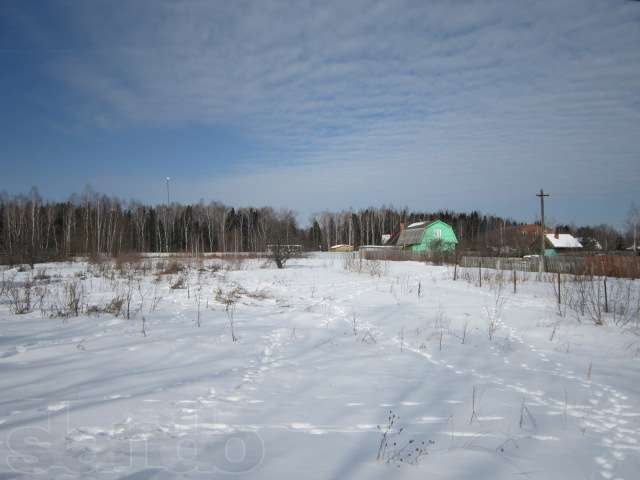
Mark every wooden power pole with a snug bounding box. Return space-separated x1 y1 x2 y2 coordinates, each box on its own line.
537 189 549 273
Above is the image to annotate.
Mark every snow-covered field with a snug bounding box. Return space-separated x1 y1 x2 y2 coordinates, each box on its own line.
1 254 639 479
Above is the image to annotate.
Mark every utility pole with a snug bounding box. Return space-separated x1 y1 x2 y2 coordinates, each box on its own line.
537 189 549 273
166 177 171 205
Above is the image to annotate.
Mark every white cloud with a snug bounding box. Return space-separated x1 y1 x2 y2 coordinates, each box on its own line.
11 0 640 224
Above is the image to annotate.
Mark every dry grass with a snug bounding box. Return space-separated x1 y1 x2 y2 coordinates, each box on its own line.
158 259 185 275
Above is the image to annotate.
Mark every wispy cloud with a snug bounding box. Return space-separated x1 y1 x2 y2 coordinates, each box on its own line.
3 0 640 224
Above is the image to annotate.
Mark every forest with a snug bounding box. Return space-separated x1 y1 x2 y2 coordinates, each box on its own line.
0 188 628 264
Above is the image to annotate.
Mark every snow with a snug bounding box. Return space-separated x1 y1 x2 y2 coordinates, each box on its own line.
0 254 639 479
407 221 428 228
545 234 583 249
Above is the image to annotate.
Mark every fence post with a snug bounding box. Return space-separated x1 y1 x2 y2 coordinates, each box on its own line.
603 277 608 313
479 259 482 288
557 271 561 305
513 268 516 294
454 262 458 281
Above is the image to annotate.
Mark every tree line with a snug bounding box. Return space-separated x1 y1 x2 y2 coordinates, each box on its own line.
0 188 300 264
0 188 633 264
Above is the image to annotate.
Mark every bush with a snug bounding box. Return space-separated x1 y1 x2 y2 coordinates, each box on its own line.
161 260 184 275
170 275 186 289
105 297 124 316
343 253 388 277
559 274 640 326
6 280 32 314
33 268 50 281
64 280 83 317
115 252 144 275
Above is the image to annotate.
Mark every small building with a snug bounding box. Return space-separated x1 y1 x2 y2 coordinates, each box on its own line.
543 233 582 256
394 220 458 252
329 244 354 252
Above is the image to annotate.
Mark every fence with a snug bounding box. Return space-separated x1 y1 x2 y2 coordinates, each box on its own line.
459 256 538 272
358 247 640 278
461 255 640 278
359 246 453 263
458 256 585 274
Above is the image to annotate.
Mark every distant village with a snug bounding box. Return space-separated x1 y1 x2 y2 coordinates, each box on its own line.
0 191 638 274
331 219 637 255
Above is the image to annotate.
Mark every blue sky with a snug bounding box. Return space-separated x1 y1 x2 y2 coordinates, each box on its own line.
1 0 639 227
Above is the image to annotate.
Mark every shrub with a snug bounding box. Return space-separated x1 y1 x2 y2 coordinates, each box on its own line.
6 280 32 314
376 410 434 465
162 260 184 275
64 280 83 317
33 268 50 281
105 297 124 316
170 275 186 289
343 253 388 277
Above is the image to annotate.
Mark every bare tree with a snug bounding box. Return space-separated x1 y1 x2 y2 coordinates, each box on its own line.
195 283 202 327
64 279 83 317
627 203 640 254
267 210 300 269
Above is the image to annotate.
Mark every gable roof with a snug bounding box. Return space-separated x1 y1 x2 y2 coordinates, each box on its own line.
395 220 454 246
545 233 582 249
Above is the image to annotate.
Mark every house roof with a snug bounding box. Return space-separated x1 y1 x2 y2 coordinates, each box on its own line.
397 227 425 246
396 219 444 245
390 220 455 246
384 229 401 246
545 233 582 249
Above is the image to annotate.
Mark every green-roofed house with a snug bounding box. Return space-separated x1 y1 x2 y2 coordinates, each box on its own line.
394 220 458 253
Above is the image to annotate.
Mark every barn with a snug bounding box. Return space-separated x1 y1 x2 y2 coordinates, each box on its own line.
392 220 458 252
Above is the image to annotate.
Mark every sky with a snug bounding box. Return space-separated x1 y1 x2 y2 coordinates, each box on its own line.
1 0 639 227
